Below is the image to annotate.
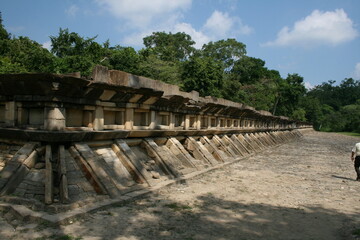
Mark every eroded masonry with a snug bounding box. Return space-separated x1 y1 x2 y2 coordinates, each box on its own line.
0 65 311 214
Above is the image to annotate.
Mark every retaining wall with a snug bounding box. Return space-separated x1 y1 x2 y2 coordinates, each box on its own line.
0 67 312 222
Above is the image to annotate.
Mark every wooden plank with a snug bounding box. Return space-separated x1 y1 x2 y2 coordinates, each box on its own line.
69 146 107 195
142 139 180 178
258 132 271 146
223 135 244 157
200 136 227 163
0 164 29 196
212 135 236 158
264 132 276 145
238 134 256 152
0 142 38 190
58 145 67 176
74 143 120 197
114 139 155 186
44 145 53 205
230 135 251 155
60 175 69 204
186 137 218 166
166 138 198 169
244 134 261 150
111 143 147 184
96 147 137 189
265 132 277 145
249 133 265 149
58 145 69 203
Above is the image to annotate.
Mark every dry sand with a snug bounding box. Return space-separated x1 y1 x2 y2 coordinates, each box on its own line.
1 130 359 240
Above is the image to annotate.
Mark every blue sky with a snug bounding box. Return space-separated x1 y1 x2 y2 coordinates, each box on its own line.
1 0 360 88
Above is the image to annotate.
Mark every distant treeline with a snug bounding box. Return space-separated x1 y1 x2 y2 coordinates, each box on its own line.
1 14 359 132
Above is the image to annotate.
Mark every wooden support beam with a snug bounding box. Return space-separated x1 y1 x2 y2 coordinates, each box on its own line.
212 135 236 158
222 135 245 157
237 134 256 152
166 138 198 169
45 145 53 205
111 143 147 184
114 139 155 186
69 146 106 195
58 145 69 203
185 137 218 166
200 136 227 163
74 143 121 197
0 142 39 192
230 135 251 155
142 139 181 178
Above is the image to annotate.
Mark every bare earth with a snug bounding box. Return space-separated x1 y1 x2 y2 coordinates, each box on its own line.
1 130 360 240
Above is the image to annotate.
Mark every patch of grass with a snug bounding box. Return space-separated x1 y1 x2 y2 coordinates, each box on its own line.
335 132 360 137
352 228 360 236
165 203 192 211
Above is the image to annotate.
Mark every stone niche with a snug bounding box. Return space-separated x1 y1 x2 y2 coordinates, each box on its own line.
156 111 170 130
133 109 151 130
174 114 184 129
103 108 125 130
65 108 93 129
201 116 208 129
18 108 44 128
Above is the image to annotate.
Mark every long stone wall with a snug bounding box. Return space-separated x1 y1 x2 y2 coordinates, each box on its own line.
0 66 312 217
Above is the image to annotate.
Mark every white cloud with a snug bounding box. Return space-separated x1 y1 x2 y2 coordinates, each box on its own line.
174 23 210 48
304 81 314 90
264 9 358 47
353 63 360 79
100 2 252 49
95 0 191 28
65 5 79 17
121 23 210 49
42 41 52 51
203 10 252 39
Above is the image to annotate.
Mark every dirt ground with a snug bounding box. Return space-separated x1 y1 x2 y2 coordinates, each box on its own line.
1 130 360 240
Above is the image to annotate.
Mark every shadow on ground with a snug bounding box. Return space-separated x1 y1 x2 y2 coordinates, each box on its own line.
332 175 357 182
8 191 357 240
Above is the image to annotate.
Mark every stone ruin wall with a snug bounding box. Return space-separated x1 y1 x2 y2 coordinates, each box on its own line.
0 66 312 216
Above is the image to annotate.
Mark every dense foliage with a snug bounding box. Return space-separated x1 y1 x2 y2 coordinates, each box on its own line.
1 13 359 132
301 78 360 132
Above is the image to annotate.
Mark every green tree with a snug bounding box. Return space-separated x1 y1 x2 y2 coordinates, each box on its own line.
201 39 246 71
0 12 10 40
50 28 105 75
0 57 27 73
230 56 268 84
138 54 182 85
0 36 55 73
143 32 196 62
274 73 306 116
108 46 141 74
182 56 223 97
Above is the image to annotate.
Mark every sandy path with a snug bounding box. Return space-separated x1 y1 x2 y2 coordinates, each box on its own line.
1 130 360 240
